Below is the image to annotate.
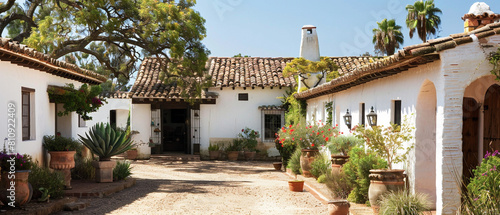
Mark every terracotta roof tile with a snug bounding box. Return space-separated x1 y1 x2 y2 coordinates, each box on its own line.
295 22 500 100
0 38 106 84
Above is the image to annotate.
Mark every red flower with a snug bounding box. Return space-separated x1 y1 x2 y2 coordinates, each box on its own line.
311 144 315 147
325 137 329 141
328 128 331 131
335 124 338 127
281 145 283 147
322 135 325 138
316 132 320 135
309 126 313 129
255 132 258 135
290 129 294 132
300 138 302 140
321 131 324 133
341 132 344 134
312 130 315 133
242 129 244 132
292 138 295 141
289 125 293 128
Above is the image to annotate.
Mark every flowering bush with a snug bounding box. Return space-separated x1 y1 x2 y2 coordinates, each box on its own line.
277 121 339 150
238 128 260 151
0 153 32 172
48 83 106 120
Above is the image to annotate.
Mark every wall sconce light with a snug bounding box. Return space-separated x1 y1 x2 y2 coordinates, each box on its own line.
367 106 378 127
343 109 352 130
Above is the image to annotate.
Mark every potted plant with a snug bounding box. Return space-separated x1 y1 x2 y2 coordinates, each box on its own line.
288 175 304 192
239 128 259 161
78 123 133 182
327 135 363 175
324 171 351 215
353 119 414 212
274 135 296 171
208 142 221 160
278 121 338 177
0 153 33 206
225 139 243 161
42 135 81 189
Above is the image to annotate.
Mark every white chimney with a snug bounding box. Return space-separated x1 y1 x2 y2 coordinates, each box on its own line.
298 25 323 92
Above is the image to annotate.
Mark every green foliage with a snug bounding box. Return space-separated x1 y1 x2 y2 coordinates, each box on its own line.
283 57 339 89
278 122 338 150
379 190 431 215
1 0 210 99
72 152 95 180
113 160 132 181
38 188 50 202
233 53 250 57
489 48 500 81
0 153 32 172
238 127 260 151
29 163 65 199
226 139 243 151
354 118 414 169
275 138 297 169
47 84 105 120
208 143 220 151
344 146 387 204
327 135 364 156
325 102 333 125
325 171 352 199
288 147 302 175
461 152 500 214
372 18 404 56
279 87 307 126
43 135 81 151
78 123 134 161
405 0 442 43
310 152 330 179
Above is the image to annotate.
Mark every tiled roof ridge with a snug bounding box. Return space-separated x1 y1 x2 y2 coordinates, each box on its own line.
295 22 500 100
0 37 107 84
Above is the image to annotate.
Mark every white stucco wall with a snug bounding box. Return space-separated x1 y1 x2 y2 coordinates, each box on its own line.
0 61 84 163
304 35 500 214
200 87 288 156
130 103 151 159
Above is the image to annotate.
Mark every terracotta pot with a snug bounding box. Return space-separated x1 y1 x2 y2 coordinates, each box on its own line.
92 160 117 183
328 200 350 215
368 169 405 213
0 170 31 206
300 149 319 177
331 155 349 175
273 162 282 171
209 150 220 160
126 149 138 160
49 151 76 189
244 151 256 161
227 151 239 161
288 181 304 192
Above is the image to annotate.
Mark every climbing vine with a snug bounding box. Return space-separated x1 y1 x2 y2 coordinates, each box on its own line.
48 84 106 120
489 48 500 80
279 87 307 125
325 101 333 126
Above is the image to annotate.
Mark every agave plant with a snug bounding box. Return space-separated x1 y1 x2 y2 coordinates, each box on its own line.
78 123 133 161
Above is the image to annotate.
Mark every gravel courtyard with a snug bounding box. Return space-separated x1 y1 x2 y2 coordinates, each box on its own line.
58 157 327 214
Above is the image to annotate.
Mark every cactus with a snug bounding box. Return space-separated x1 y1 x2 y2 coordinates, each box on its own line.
78 123 133 161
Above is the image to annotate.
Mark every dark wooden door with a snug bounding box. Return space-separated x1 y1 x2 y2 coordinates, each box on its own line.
462 97 480 183
483 84 500 155
162 109 188 152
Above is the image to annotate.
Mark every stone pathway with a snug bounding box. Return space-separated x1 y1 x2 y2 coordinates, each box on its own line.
56 158 327 214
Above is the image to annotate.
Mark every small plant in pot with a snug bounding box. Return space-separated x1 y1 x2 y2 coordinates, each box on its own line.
353 117 414 212
78 123 133 183
43 135 81 189
327 135 364 175
325 171 351 215
208 142 221 160
288 175 304 192
0 153 33 206
239 127 259 161
226 139 243 161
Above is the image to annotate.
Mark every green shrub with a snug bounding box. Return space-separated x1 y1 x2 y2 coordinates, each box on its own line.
113 160 132 181
379 190 431 215
327 135 364 155
226 139 244 151
288 147 302 175
461 151 500 214
72 153 95 180
343 146 387 204
275 139 297 169
317 174 326 183
310 152 330 179
43 135 81 151
325 171 352 199
29 164 65 199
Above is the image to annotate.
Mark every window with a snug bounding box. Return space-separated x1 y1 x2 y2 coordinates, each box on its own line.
393 100 402 126
261 109 285 141
110 110 117 129
238 93 248 101
22 87 35 141
359 103 365 126
78 115 86 127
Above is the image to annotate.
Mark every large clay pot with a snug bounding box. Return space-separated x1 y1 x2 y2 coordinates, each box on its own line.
209 150 220 160
300 149 319 177
244 151 256 161
368 169 405 213
126 149 138 160
331 155 349 175
49 151 76 189
288 181 304 192
0 170 31 206
92 160 117 183
227 151 239 161
328 200 350 215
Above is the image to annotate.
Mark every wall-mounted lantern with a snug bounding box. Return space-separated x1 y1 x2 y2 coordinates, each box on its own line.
367 106 378 127
343 109 352 130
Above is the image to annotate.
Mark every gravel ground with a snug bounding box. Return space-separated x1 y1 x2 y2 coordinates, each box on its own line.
57 158 327 215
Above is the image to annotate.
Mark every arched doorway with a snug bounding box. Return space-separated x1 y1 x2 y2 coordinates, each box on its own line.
483 84 500 154
462 97 480 184
415 80 437 207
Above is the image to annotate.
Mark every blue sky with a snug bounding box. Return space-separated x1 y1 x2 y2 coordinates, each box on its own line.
194 0 500 57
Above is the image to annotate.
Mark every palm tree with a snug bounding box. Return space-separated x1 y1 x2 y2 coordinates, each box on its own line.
406 0 442 43
372 19 404 56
